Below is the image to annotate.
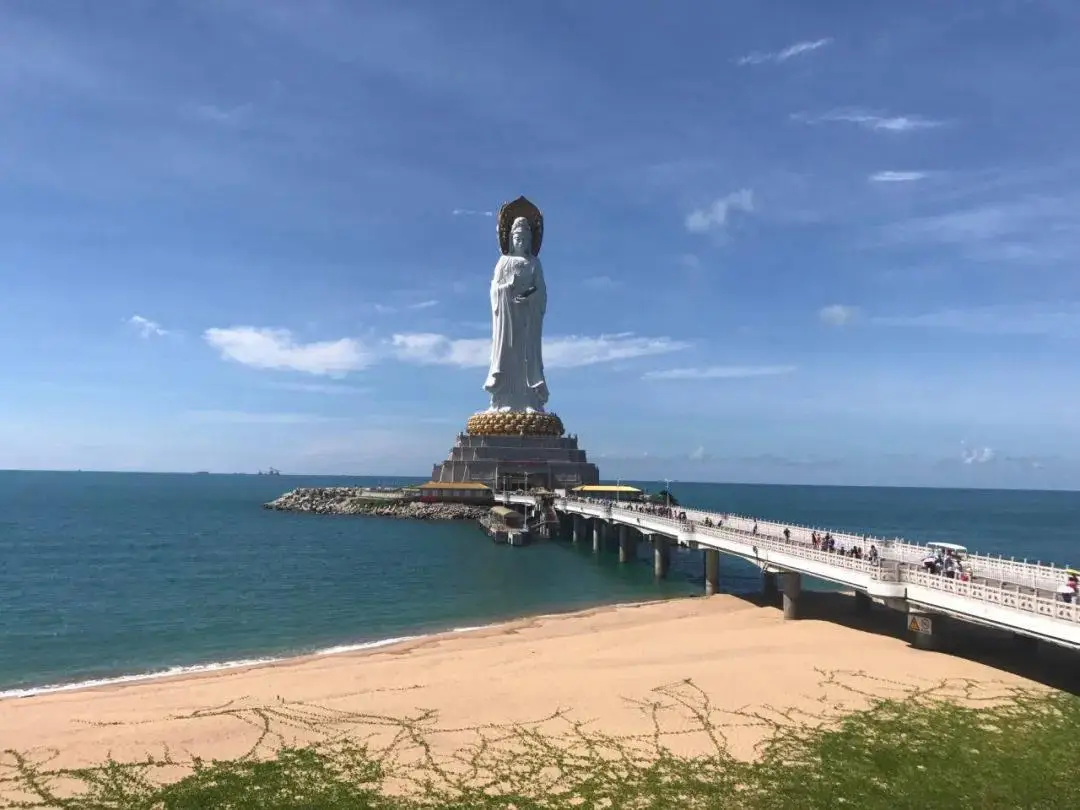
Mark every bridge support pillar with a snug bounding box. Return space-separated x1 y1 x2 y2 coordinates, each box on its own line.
618 525 636 563
592 520 605 554
908 613 948 651
572 516 583 544
704 549 720 596
782 572 802 620
652 536 670 578
854 590 873 613
762 571 779 604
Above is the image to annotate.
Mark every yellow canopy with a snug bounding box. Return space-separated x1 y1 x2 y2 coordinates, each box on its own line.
572 484 642 493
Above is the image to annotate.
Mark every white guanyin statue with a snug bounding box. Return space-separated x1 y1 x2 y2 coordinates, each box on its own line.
484 197 549 413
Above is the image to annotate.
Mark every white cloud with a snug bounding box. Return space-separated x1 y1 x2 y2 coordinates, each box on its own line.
819 304 859 326
408 299 439 310
962 445 995 465
689 445 708 461
643 365 796 381
738 38 832 66
793 109 944 132
452 208 494 217
390 333 489 367
390 332 689 369
685 189 755 234
204 326 372 376
127 314 168 338
185 410 340 424
869 171 928 182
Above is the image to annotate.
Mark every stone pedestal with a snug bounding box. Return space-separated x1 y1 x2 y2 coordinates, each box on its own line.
430 429 600 490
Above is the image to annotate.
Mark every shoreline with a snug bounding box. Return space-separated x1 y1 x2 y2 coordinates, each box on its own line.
0 594 689 702
0 589 1053 786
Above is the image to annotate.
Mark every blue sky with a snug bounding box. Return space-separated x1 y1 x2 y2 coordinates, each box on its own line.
2 0 1079 488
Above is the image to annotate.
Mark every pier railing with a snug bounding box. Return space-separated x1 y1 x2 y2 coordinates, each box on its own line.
553 498 1080 628
706 511 1069 590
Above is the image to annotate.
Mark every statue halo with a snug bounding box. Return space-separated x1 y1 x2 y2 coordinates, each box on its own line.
497 195 544 256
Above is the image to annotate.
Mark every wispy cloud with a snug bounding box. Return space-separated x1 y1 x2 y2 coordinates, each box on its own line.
737 38 832 66
126 315 168 339
204 327 373 376
792 109 945 132
642 365 795 381
184 410 341 425
685 189 754 234
869 303 1080 337
877 194 1080 263
189 102 256 126
818 304 860 326
268 382 369 395
452 209 494 217
582 275 619 290
869 171 928 182
373 299 440 315
391 332 689 369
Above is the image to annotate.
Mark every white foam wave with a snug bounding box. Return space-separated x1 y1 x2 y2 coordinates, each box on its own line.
1 633 436 700
0 604 671 701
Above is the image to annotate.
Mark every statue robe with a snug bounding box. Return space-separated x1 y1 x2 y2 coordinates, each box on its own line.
484 253 549 411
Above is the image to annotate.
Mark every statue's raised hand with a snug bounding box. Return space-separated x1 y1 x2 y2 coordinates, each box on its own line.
514 286 537 304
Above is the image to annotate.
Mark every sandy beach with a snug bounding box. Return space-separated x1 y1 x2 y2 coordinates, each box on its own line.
0 592 1056 800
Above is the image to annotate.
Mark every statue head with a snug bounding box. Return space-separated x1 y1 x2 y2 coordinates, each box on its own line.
509 217 532 257
496 196 543 256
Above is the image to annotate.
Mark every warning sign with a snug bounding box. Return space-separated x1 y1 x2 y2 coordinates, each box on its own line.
908 616 933 635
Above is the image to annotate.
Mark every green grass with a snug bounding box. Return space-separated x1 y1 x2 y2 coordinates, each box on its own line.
3 672 1079 809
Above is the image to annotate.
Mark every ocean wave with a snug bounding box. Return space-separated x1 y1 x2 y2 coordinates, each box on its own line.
0 623 505 701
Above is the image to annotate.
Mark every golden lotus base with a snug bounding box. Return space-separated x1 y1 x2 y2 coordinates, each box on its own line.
466 410 565 437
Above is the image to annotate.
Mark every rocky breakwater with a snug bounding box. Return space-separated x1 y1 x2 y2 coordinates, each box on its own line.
263 487 489 520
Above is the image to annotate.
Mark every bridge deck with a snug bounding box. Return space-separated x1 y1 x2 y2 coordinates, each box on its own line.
495 493 1080 650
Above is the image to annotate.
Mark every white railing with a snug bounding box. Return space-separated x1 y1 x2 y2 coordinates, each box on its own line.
582 500 1070 593
712 512 1071 589
902 567 1080 625
554 498 1080 629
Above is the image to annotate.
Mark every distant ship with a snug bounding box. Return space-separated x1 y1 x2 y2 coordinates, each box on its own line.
193 471 210 475
258 467 281 476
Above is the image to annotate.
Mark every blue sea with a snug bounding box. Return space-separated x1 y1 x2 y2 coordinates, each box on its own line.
0 471 1077 697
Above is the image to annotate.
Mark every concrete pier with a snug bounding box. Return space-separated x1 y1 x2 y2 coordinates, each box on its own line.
854 590 873 613
652 535 670 578
704 548 720 596
762 571 779 604
909 613 947 651
592 520 604 554
618 525 636 563
782 572 802 619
